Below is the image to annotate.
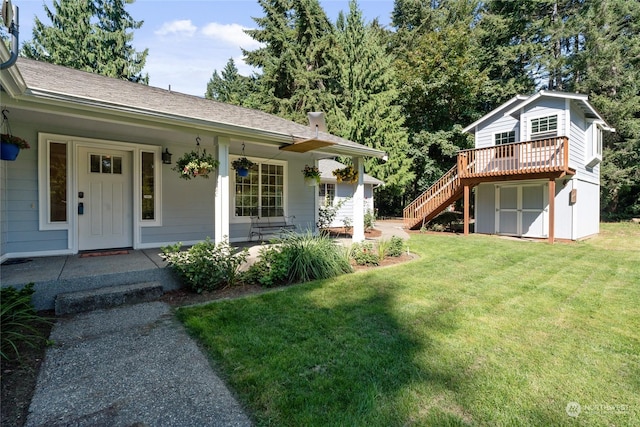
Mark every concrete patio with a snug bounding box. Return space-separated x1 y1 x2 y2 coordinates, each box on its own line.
1 220 409 311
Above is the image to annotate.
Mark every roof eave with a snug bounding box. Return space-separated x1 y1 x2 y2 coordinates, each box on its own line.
20 88 385 157
0 45 27 97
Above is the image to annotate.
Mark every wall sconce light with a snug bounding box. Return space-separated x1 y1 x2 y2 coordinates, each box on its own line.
162 148 172 164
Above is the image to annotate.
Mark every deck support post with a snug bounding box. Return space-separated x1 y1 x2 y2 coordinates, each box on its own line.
548 178 555 244
463 184 470 236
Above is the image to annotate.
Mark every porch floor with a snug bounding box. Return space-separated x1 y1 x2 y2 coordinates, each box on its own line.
1 220 409 311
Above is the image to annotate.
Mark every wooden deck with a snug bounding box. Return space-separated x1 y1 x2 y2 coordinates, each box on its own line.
404 137 574 232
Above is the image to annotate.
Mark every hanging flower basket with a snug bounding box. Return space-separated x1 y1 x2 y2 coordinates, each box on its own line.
1 133 30 161
302 164 320 186
232 157 256 177
332 165 358 183
173 149 219 180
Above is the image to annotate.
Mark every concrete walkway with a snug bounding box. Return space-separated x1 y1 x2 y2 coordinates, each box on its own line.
27 302 252 427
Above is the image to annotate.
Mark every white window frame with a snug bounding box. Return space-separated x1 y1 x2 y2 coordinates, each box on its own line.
494 130 516 146
586 120 604 167
139 149 162 225
318 183 336 207
38 133 163 236
230 156 288 223
530 114 558 140
38 137 72 230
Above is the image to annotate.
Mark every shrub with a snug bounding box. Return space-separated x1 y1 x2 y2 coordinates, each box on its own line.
364 209 375 231
317 197 348 232
245 231 353 287
376 238 390 262
350 241 379 266
387 236 405 257
1 283 49 361
161 238 249 293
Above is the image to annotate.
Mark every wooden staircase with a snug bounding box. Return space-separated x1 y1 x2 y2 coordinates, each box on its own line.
403 165 462 230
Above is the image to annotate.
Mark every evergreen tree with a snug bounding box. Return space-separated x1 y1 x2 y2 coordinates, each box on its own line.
243 0 337 124
334 1 413 215
21 0 148 83
205 58 254 106
392 0 484 197
94 0 148 83
22 0 96 72
573 0 640 219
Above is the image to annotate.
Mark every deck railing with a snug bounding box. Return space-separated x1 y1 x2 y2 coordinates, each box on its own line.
458 136 569 178
403 165 460 229
403 136 572 230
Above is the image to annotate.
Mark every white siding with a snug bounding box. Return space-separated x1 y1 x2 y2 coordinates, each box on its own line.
574 179 600 239
330 183 374 228
569 103 599 184
520 97 566 141
475 115 520 149
553 178 574 240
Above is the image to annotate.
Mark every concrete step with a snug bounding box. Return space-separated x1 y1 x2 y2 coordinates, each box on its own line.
55 282 164 316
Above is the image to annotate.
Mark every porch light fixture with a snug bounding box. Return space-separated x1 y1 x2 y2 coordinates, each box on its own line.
162 148 172 164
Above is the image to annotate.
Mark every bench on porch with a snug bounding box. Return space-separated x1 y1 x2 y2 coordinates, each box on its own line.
249 215 296 241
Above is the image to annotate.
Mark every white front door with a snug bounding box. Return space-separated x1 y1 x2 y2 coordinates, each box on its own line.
78 147 133 250
496 184 547 237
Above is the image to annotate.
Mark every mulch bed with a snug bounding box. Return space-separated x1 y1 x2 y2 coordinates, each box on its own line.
1 311 55 427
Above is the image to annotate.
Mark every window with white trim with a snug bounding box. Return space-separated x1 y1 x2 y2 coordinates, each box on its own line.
495 131 516 145
531 115 558 139
39 139 70 230
234 161 285 217
495 131 516 157
318 183 335 207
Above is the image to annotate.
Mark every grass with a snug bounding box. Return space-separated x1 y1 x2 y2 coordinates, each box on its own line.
177 223 640 426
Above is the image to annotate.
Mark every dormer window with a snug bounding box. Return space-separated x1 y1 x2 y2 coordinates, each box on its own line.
531 115 557 140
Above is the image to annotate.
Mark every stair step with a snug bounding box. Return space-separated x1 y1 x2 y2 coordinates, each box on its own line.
55 282 164 316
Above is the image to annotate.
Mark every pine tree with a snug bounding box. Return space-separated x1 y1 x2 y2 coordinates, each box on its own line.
94 0 148 83
205 58 254 106
572 0 640 218
243 0 337 123
333 1 413 215
21 0 148 83
22 0 96 72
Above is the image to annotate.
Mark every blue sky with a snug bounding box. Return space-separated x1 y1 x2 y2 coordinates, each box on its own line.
14 0 394 96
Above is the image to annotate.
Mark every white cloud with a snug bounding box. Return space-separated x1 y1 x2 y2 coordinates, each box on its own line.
155 20 198 37
200 22 262 50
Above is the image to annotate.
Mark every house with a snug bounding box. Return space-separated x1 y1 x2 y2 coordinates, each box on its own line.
0 49 384 262
317 159 383 228
404 91 614 242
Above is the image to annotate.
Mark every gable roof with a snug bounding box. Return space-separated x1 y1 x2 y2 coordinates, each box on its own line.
318 159 384 186
462 90 614 134
0 53 384 158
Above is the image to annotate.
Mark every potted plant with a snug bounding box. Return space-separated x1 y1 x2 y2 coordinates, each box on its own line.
1 133 30 161
231 157 255 177
172 149 219 180
302 164 321 186
332 165 358 183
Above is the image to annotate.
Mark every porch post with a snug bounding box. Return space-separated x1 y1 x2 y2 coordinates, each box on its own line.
548 178 555 244
352 157 365 242
463 184 470 236
214 136 230 244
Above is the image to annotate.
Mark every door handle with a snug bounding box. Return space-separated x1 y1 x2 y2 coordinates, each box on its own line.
78 202 84 215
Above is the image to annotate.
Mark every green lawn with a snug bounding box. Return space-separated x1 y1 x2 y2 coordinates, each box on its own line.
177 223 640 426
